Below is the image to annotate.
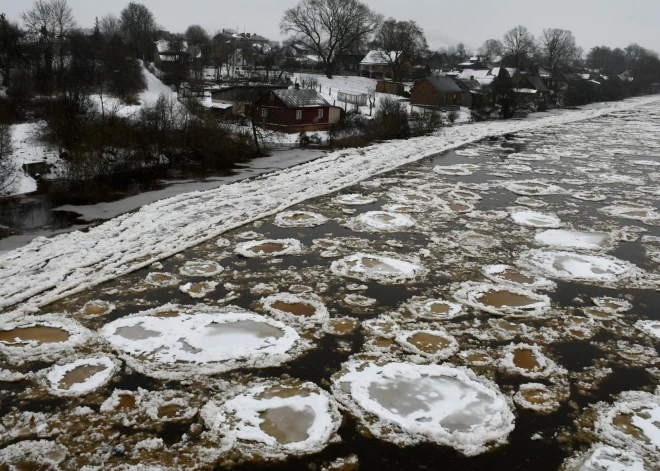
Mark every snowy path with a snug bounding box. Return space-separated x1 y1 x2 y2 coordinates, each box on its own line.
1 96 659 313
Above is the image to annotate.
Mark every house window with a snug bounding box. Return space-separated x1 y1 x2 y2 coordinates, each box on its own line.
317 109 324 118
269 93 274 102
262 108 268 118
296 110 302 120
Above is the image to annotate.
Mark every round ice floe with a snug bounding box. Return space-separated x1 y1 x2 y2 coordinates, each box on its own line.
513 383 567 414
0 315 93 364
43 356 118 397
80 300 115 316
535 229 611 250
515 196 549 208
636 320 660 340
433 164 480 176
201 380 341 458
395 329 459 361
101 305 304 379
179 259 224 277
388 189 436 205
504 180 566 196
334 194 376 206
274 211 329 228
235 239 303 258
405 299 464 320
439 199 476 214
145 271 180 287
561 444 647 471
453 282 551 318
499 343 564 379
346 211 416 232
330 253 427 284
572 191 607 202
590 173 645 185
482 265 556 291
448 189 482 201
100 388 201 424
510 209 562 228
332 361 515 456
455 149 480 157
518 250 639 284
594 390 660 459
600 204 660 225
179 281 217 298
344 294 377 308
261 292 329 326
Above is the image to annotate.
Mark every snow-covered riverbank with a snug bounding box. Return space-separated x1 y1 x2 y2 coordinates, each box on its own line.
1 94 659 313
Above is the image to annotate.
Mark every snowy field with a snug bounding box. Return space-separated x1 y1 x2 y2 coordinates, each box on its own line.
0 95 659 470
1 95 659 314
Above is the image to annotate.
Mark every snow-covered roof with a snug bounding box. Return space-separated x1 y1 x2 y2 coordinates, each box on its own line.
274 89 330 108
491 67 518 78
458 69 490 80
360 50 396 66
514 88 538 94
156 39 188 54
423 76 463 94
580 74 591 80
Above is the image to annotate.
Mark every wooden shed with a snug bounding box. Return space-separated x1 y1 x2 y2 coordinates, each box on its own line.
410 76 463 110
255 88 341 133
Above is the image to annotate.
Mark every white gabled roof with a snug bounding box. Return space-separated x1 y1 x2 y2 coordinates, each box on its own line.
458 69 490 80
360 50 397 66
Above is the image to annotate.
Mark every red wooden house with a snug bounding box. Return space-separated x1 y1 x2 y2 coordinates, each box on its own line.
255 87 341 133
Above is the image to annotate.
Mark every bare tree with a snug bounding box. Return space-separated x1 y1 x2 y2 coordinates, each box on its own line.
99 14 121 39
502 25 536 72
0 124 15 196
50 0 75 80
120 2 157 62
0 14 23 90
478 39 503 64
373 19 428 82
280 0 382 78
540 28 576 73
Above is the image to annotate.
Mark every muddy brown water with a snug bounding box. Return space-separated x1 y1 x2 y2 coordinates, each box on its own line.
2 108 660 470
477 290 538 308
0 326 71 345
271 301 316 317
58 365 107 390
249 242 286 254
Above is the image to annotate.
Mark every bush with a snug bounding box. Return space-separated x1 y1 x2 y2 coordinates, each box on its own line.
446 111 458 124
372 97 409 140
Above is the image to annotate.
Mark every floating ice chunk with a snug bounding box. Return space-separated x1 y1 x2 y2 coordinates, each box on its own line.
145 271 180 287
594 390 660 460
330 253 427 284
0 440 67 469
388 189 436 205
179 259 224 277
535 230 611 250
261 292 329 326
235 239 303 258
448 189 482 201
179 281 217 298
80 299 115 316
592 297 632 313
0 315 93 365
344 294 376 308
515 196 549 208
102 305 303 379
513 383 567 414
518 250 638 284
433 164 480 176
395 329 459 361
346 211 416 232
455 149 480 157
561 444 647 471
43 356 118 397
453 282 551 318
636 320 660 340
590 173 646 185
405 299 464 320
499 343 565 379
504 180 566 196
439 199 476 214
202 380 341 458
572 191 607 202
334 194 376 206
483 265 556 291
630 160 660 166
600 204 660 225
274 211 329 228
332 362 515 456
510 209 562 228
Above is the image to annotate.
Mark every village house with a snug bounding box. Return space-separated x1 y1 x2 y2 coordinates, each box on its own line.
455 78 484 108
210 85 288 116
254 87 341 133
512 75 551 110
359 50 412 80
410 76 463 111
153 39 192 72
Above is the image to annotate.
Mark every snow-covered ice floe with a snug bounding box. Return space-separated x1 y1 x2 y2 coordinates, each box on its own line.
599 203 660 225
0 315 93 364
518 250 647 286
332 361 515 456
201 379 341 459
433 163 480 176
235 239 303 258
101 304 308 379
273 211 329 228
260 292 329 326
561 444 647 471
453 282 551 318
498 343 565 379
482 265 556 291
510 209 562 228
405 298 464 320
345 211 416 232
178 259 224 277
145 271 180 287
513 383 567 414
594 390 660 465
395 329 459 361
504 180 566 196
535 229 611 250
3 96 658 313
635 320 660 340
334 194 376 206
179 281 217 298
0 440 68 469
331 253 428 284
42 355 118 397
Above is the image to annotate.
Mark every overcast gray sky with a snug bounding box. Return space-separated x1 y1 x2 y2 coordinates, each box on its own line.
2 0 658 53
